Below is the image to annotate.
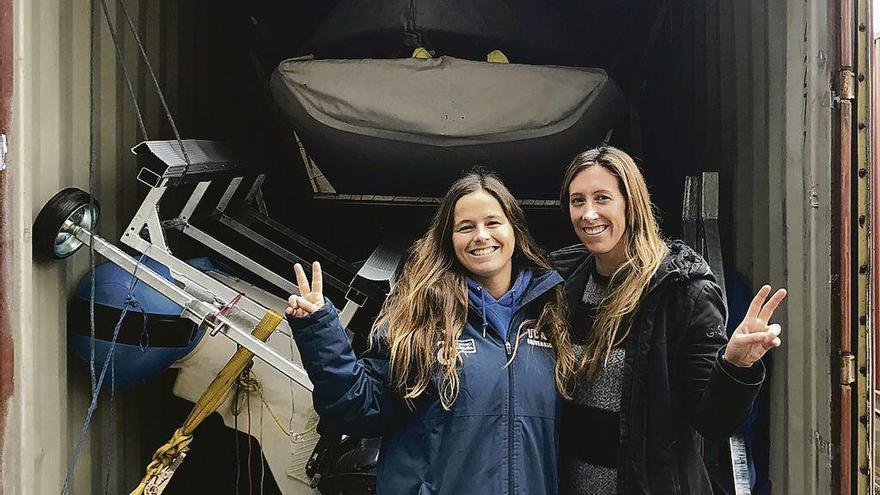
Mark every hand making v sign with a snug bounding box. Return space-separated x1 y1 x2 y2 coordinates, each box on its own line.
286 261 325 318
723 285 788 368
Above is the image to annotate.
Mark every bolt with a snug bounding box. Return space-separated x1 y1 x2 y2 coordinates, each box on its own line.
860 23 867 32
860 465 869 475
860 366 868 375
860 315 867 325
860 414 868 425
859 168 868 178
859 215 866 227
859 264 868 274
859 73 865 82
858 122 866 130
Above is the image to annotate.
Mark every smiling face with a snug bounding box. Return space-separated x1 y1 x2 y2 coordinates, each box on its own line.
451 189 516 293
568 165 628 274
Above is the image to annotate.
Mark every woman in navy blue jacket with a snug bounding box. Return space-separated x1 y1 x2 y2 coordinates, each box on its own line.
286 170 576 495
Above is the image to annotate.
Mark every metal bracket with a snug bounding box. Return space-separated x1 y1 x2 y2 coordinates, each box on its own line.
245 174 270 216
216 177 244 213
143 207 170 252
122 185 170 250
136 166 163 189
841 353 856 385
839 69 856 101
178 181 211 222
0 134 7 172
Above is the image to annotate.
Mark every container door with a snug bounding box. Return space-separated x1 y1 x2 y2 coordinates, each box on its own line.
0 0 13 472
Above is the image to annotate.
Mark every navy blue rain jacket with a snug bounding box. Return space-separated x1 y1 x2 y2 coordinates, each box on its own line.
288 268 564 495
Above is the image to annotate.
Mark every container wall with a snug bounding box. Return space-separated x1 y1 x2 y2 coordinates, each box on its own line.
4 2 191 493
2 0 838 493
726 1 834 492
663 0 835 492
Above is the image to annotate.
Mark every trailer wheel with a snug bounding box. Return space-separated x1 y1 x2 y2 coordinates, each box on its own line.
33 188 100 259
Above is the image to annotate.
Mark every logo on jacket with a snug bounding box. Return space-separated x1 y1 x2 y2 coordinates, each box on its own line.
526 328 553 348
436 338 477 365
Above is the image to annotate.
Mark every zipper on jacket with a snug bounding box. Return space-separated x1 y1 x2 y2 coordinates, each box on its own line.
507 338 515 495
505 309 524 495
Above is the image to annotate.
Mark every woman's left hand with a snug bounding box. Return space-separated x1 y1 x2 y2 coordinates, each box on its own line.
723 285 788 368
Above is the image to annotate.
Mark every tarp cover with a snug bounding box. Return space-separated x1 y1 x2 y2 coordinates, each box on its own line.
271 56 624 197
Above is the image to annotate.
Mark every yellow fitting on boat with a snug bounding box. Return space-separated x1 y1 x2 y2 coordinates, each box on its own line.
487 50 509 63
412 47 433 59
129 310 284 495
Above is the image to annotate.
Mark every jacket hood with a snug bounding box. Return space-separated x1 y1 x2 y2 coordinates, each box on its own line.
467 267 550 339
550 240 717 302
466 265 561 306
648 240 715 292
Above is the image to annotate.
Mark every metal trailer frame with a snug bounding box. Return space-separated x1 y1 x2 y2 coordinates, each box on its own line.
58 139 398 395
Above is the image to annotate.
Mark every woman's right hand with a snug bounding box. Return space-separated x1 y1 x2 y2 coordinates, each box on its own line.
286 261 326 317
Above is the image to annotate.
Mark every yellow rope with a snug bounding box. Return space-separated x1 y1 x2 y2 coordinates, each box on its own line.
233 372 292 437
127 428 192 495
129 310 283 495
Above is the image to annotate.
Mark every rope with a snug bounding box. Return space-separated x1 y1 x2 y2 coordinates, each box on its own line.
87 0 99 397
64 1 204 491
114 0 194 177
61 258 147 494
129 310 284 495
259 401 265 495
97 0 149 140
247 390 253 495
233 372 297 437
234 384 241 495
101 359 116 495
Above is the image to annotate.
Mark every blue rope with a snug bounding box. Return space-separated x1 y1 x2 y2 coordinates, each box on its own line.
61 256 146 494
101 350 116 495
137 303 150 351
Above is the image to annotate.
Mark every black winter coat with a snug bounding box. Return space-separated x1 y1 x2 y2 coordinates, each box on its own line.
551 241 764 495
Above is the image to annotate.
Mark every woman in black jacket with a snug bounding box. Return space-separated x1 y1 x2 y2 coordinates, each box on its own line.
553 145 786 494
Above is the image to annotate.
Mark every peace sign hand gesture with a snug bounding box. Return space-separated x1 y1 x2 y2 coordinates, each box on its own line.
286 261 326 318
723 285 788 368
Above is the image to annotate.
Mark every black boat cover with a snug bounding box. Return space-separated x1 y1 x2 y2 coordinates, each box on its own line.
271 56 625 197
301 0 584 65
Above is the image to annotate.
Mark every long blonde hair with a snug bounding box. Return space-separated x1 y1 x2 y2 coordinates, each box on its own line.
374 170 575 409
560 146 668 378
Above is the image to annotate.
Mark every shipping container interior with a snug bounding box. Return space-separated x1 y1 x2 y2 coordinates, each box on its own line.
6 0 837 493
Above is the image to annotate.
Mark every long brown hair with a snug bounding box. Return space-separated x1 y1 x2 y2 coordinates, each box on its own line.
560 145 667 378
374 170 575 409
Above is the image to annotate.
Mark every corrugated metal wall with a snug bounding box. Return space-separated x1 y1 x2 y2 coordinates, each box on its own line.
4 2 191 493
663 0 835 492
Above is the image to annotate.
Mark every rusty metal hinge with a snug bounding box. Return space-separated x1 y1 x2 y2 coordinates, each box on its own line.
839 69 856 100
0 134 6 172
841 353 856 385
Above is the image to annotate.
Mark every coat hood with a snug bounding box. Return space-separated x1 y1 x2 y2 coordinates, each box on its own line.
648 240 716 292
550 240 717 303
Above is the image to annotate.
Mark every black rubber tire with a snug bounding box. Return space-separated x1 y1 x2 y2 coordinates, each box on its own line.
33 187 100 259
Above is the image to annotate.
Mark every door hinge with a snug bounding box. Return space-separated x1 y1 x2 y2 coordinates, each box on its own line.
838 69 856 101
0 134 7 172
841 353 856 385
